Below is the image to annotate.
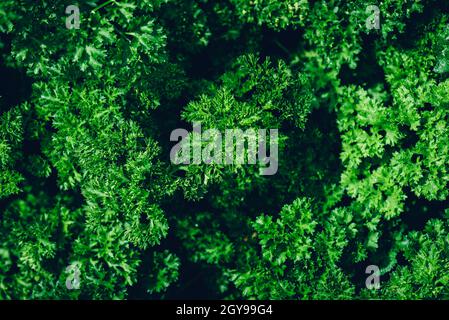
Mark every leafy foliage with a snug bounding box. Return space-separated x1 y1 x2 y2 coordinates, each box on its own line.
1 0 449 300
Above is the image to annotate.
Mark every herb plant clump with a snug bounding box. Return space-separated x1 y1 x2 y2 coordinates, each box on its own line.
0 0 449 299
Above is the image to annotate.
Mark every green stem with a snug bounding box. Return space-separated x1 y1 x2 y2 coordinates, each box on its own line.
92 0 116 12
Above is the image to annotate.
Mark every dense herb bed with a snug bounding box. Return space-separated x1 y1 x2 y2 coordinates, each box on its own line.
0 0 448 299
